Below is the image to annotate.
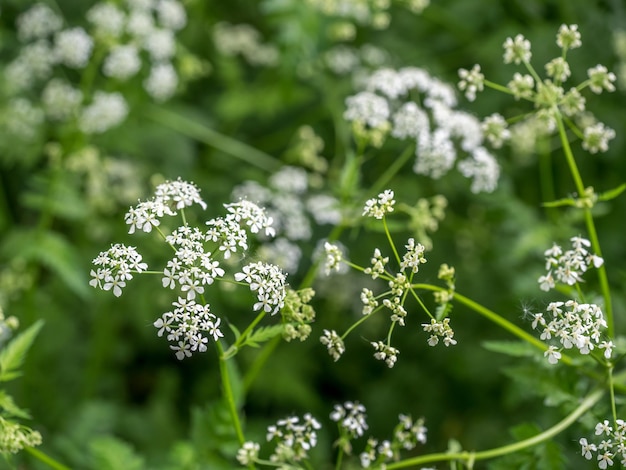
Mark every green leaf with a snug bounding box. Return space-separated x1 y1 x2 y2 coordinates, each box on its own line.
0 229 88 298
482 340 536 357
0 320 44 383
243 324 285 348
598 183 626 202
89 436 145 470
227 323 241 341
190 400 240 468
0 390 31 419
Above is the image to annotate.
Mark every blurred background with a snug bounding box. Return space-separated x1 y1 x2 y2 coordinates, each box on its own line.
1 0 625 468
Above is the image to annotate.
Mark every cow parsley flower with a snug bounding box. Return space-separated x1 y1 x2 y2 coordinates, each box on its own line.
320 329 345 361
234 262 287 315
331 401 368 438
538 237 603 291
579 420 626 468
54 27 94 68
16 3 63 41
154 297 224 359
557 24 582 50
90 244 148 297
344 91 391 128
144 62 178 101
363 189 395 219
41 79 83 121
103 45 142 80
587 65 616 94
458 64 484 101
503 34 532 64
583 122 616 154
79 91 129 134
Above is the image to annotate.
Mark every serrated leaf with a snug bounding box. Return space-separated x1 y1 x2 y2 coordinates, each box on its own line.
0 390 31 419
482 340 536 357
244 324 284 347
89 436 145 470
598 183 626 202
0 229 88 298
0 320 44 383
228 322 241 340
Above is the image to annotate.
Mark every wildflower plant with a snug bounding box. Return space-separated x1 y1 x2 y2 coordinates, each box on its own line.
6 4 626 470
90 178 311 361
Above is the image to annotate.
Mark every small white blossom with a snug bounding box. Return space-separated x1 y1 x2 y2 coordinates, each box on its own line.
503 34 532 64
54 27 94 68
557 24 582 50
144 62 179 101
363 189 395 219
16 4 63 41
143 28 176 61
103 45 142 80
587 65 616 94
344 91 390 128
87 3 126 37
330 401 368 438
79 91 129 134
457 64 484 102
234 262 286 315
41 79 83 121
320 329 345 361
583 122 616 154
155 0 187 30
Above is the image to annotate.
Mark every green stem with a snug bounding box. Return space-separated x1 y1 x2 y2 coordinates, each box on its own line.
216 341 245 445
25 447 71 470
242 335 281 392
413 284 572 365
386 386 604 469
383 216 401 265
369 144 415 196
144 105 282 173
555 112 613 335
224 310 267 358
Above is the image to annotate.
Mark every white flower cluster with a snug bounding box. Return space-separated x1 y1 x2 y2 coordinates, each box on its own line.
320 329 346 361
538 236 604 291
323 43 388 76
363 189 395 219
323 242 348 276
360 414 427 468
371 341 399 367
89 244 149 297
345 67 500 193
92 179 287 359
262 414 321 465
154 297 224 360
234 262 287 315
580 419 626 469
422 318 457 347
232 166 341 273
213 22 279 67
460 25 616 156
125 178 207 234
0 418 43 455
330 401 369 438
531 300 612 365
5 0 187 138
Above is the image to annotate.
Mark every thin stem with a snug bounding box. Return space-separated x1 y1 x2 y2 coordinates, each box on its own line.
25 447 71 470
413 284 573 365
386 386 604 468
383 217 401 265
555 112 613 335
369 144 415 196
145 105 282 173
242 335 280 393
216 341 245 445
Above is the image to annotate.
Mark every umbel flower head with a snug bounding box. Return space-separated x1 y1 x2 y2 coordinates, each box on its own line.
90 178 287 360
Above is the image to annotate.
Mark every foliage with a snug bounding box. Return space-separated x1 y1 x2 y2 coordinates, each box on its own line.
1 0 626 469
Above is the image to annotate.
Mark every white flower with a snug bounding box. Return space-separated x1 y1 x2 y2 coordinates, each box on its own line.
344 91 390 128
87 3 126 37
79 91 129 134
457 147 500 193
362 189 395 219
41 79 83 121
54 27 94 68
503 34 532 64
103 45 142 80
544 345 561 364
156 0 187 30
582 122 616 154
457 64 484 102
557 24 582 50
391 102 429 139
16 3 63 41
587 65 616 93
144 62 178 101
143 28 176 61
580 437 597 460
